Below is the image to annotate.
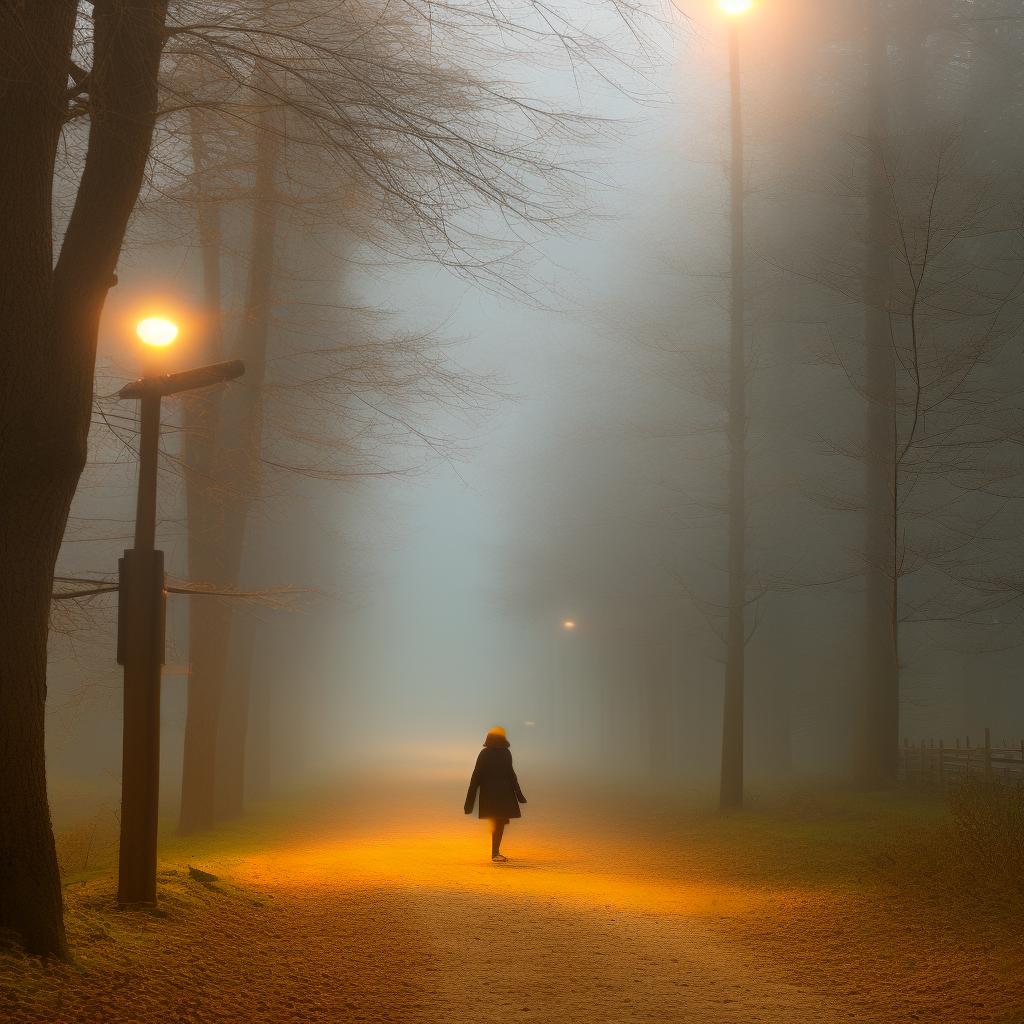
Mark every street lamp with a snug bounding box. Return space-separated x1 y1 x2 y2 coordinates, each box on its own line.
136 316 179 348
115 318 243 906
555 617 579 746
718 0 751 810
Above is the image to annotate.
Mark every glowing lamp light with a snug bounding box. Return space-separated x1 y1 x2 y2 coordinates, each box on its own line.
136 316 179 348
719 0 753 14
562 620 577 631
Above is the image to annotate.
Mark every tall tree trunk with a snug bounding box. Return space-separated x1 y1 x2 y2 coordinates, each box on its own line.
861 0 899 787
214 615 255 819
211 111 280 819
720 19 747 810
0 7 77 961
180 602 235 832
179 100 281 830
0 2 167 954
179 112 230 833
245 651 275 803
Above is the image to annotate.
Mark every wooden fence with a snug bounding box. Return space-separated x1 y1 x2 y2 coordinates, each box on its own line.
898 727 1024 788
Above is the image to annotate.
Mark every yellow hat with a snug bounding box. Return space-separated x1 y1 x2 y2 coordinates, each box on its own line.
483 726 509 748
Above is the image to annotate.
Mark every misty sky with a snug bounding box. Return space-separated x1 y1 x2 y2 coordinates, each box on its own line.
330 48 704 762
47 4 1012 821
43 8 826 813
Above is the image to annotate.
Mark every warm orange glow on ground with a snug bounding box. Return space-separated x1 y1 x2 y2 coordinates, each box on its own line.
214 787 797 922
232 820 786 918
136 316 179 348
12 784 1024 1022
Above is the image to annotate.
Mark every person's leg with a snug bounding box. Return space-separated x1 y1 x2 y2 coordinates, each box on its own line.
491 821 505 859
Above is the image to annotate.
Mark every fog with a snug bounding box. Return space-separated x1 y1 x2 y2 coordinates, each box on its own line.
41 2 1024 833
9 0 1024 1015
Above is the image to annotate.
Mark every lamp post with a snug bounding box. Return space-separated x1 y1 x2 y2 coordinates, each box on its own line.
719 0 751 810
116 316 243 905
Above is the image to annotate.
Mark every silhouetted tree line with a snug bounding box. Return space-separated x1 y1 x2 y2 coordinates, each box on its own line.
499 0 1024 803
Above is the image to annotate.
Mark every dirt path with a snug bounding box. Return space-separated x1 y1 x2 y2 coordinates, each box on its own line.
3 782 1022 1022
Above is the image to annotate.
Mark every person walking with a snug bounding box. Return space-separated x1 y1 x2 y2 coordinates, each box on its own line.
464 726 527 862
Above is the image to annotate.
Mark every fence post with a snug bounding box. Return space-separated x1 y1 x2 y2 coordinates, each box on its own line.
984 727 992 780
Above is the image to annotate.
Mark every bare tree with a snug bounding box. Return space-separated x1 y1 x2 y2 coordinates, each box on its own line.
766 0 1024 781
0 2 169 958
0 0 657 953
157 0 663 829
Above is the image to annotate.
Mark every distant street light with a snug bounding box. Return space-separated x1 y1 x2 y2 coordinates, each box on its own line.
556 618 580 744
719 0 753 15
116 321 244 907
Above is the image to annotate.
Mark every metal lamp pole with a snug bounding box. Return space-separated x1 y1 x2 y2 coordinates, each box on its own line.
719 0 750 810
116 359 244 905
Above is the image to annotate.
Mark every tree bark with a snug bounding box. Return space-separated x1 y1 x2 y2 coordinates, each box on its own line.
720 20 747 810
214 616 254 820
244 641 275 804
179 98 281 830
178 113 230 835
0 1 168 955
179 600 234 833
211 110 280 820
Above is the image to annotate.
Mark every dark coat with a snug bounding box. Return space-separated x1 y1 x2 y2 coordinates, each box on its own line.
464 745 526 821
